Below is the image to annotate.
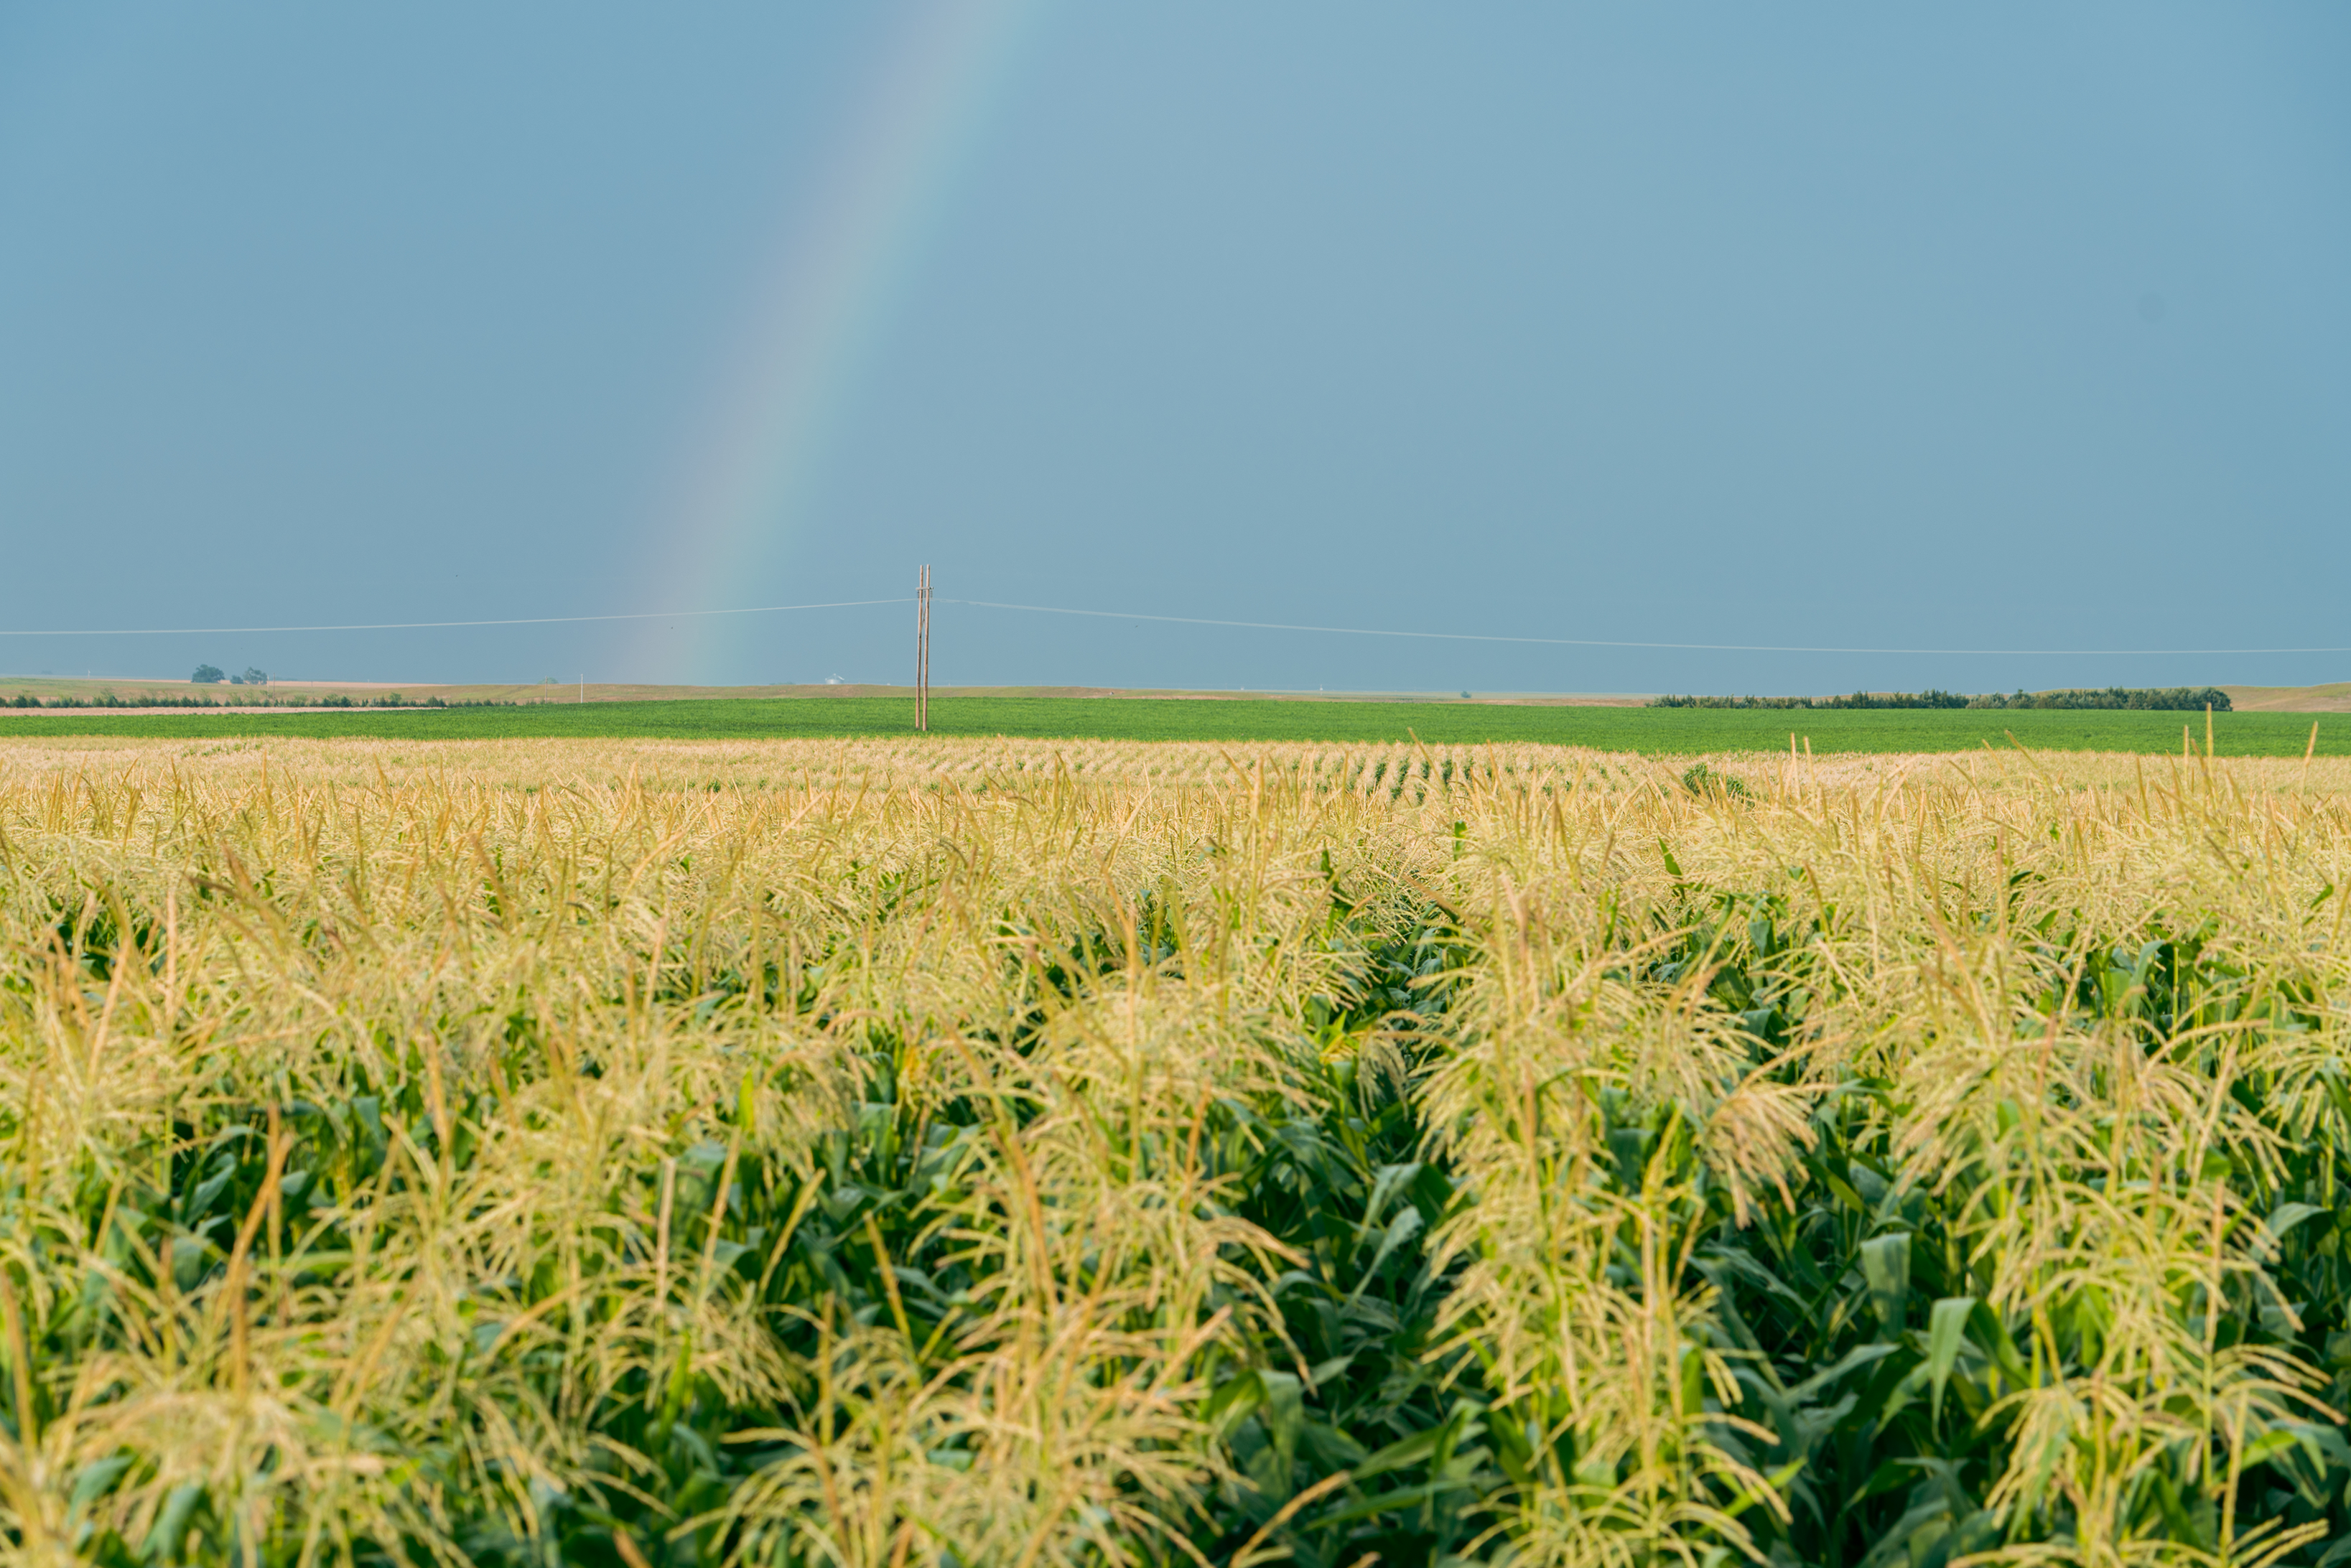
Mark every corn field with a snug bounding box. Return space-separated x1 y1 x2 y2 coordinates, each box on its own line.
4 736 2351 1568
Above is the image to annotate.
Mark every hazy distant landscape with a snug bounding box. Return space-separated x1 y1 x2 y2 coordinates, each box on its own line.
6 674 2345 754
10 675 2345 714
2 681 2344 755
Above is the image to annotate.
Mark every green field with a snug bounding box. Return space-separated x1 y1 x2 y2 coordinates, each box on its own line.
1 696 2340 754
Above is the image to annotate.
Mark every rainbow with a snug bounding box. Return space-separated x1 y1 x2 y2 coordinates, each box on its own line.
636 0 1043 677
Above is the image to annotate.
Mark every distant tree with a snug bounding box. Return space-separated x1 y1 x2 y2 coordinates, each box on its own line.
241 667 269 687
191 664 225 683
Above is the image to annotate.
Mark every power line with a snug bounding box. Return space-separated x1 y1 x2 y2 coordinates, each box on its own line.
0 598 911 638
944 598 2351 658
1 590 2343 658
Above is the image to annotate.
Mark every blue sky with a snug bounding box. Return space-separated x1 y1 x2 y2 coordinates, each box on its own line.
3 3 2347 694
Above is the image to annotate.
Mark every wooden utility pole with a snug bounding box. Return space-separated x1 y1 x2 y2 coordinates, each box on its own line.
913 564 931 731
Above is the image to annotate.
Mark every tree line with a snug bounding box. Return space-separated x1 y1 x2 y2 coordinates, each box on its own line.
1649 686 2233 711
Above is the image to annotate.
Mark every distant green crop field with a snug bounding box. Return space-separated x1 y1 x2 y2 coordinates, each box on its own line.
2 696 2340 755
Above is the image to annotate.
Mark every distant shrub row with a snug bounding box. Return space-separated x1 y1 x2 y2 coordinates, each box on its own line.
1649 686 2232 712
6 692 519 710
1970 686 2233 711
6 693 280 709
1650 690 1970 711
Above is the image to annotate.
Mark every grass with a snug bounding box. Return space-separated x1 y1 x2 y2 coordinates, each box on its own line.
2225 683 2351 714
1 695 2343 755
6 735 2351 1567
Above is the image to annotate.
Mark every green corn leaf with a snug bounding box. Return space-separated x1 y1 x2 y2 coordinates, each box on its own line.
141 1483 205 1564
1259 1372 1305 1456
1312 1479 1454 1530
1926 1296 1975 1427
1346 1205 1423 1303
1349 1425 1443 1484
1486 1410 1537 1484
1861 1233 1911 1335
1836 1457 1925 1518
1722 1459 1807 1519
2266 1200 2328 1239
1852 1495 1951 1568
1784 1342 1899 1404
2239 1427 2300 1470
2281 1417 2351 1471
68 1455 134 1513
1822 1170 1868 1214
1967 1301 2032 1391
1305 1353 1354 1394
1205 1371 1265 1437
1354 1161 1422 1239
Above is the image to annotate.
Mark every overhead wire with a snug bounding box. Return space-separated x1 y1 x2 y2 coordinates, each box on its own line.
944 598 2351 658
0 599 911 638
3 593 2345 658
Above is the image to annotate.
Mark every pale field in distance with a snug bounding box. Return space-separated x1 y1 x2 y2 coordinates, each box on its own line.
10 732 2351 797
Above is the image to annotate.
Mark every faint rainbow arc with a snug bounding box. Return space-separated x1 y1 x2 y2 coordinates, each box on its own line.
639 0 1042 675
